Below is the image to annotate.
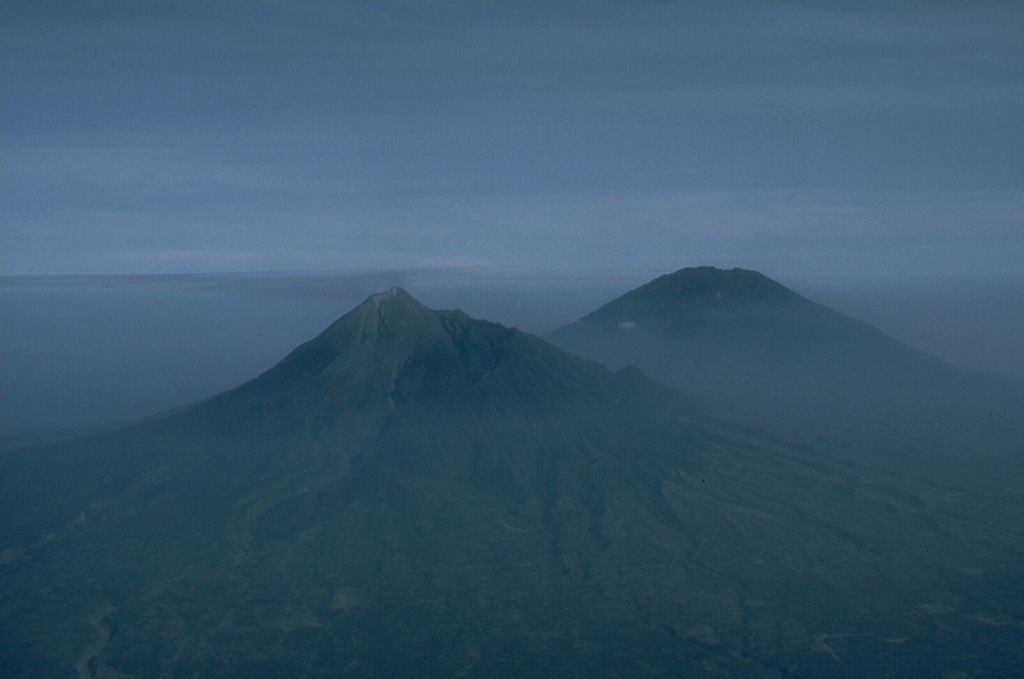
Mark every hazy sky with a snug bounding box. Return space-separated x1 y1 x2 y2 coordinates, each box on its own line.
3 1 1022 279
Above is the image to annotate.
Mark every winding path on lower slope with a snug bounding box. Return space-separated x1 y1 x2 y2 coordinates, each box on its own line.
74 605 113 679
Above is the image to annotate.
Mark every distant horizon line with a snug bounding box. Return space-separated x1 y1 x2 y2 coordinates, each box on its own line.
4 267 1023 287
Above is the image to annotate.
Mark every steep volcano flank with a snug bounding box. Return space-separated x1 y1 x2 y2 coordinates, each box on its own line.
185 287 674 439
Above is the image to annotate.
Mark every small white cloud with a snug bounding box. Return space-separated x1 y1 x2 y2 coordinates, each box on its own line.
618 320 637 330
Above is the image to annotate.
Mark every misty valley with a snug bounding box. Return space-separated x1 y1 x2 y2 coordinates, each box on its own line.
2 267 1023 678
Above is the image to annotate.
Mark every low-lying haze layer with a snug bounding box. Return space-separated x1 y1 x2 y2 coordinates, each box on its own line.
2 270 1021 439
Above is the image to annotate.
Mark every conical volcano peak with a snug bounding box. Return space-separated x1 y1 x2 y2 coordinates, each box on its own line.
357 286 429 320
630 267 801 305
332 286 447 348
204 285 665 419
237 287 457 406
366 286 415 309
554 267 812 334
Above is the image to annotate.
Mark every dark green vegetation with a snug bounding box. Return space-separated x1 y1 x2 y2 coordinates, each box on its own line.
4 278 1024 677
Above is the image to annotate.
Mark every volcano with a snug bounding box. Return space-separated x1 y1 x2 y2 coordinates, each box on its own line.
3 287 1023 678
547 267 956 415
547 267 1024 470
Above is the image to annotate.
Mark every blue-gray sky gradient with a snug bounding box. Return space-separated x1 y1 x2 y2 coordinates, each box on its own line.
3 1 1022 278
